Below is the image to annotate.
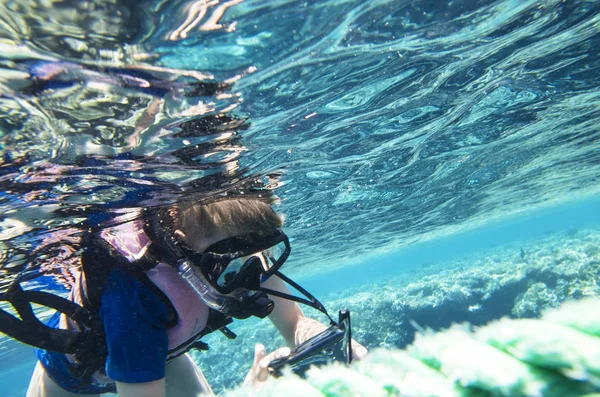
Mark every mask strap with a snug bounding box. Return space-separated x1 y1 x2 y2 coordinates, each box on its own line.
258 271 336 325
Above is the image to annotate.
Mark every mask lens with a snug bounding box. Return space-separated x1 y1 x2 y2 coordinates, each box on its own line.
263 240 288 271
216 257 247 289
205 230 290 292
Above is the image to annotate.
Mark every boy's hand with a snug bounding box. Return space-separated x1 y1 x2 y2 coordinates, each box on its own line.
350 339 369 361
243 344 290 390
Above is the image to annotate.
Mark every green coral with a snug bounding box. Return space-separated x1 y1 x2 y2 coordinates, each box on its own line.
478 319 600 385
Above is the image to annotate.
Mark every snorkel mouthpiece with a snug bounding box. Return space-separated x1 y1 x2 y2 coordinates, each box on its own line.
176 260 273 319
246 291 274 318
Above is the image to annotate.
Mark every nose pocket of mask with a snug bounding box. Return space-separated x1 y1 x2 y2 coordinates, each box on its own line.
217 256 263 292
237 256 263 291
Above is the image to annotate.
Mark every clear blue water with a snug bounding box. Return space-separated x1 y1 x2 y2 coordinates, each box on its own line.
0 0 599 395
301 194 600 295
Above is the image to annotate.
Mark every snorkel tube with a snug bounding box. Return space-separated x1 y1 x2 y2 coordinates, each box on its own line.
176 259 274 319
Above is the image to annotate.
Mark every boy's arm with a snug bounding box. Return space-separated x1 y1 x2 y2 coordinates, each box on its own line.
262 274 326 347
116 379 165 397
243 275 320 390
246 275 369 390
262 275 368 356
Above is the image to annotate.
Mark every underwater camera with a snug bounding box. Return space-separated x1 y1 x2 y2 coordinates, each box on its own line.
268 309 352 377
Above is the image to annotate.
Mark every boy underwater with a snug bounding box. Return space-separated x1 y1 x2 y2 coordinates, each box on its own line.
25 197 367 396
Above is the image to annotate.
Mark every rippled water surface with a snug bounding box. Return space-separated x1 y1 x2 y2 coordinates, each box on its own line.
1 0 600 287
222 0 600 272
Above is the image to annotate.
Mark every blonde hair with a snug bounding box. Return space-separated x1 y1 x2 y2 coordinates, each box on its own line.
173 198 283 249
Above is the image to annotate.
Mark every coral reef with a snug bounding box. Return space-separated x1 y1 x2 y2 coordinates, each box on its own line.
323 227 600 351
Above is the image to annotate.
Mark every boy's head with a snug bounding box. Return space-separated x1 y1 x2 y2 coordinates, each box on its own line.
171 198 284 252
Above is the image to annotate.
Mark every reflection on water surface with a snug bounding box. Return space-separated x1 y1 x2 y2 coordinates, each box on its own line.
0 0 599 280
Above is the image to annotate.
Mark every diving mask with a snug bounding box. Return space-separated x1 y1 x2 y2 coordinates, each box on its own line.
183 228 291 294
172 229 289 320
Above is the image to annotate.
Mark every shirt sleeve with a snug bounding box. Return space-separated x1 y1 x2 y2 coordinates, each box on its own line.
99 267 172 383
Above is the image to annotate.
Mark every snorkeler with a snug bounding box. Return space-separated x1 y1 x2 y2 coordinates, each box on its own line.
20 197 367 396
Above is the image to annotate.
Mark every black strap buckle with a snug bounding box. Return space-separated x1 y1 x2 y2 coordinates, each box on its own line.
220 326 237 339
192 340 210 351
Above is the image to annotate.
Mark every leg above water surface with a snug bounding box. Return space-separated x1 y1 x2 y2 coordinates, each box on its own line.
165 353 213 397
26 362 100 397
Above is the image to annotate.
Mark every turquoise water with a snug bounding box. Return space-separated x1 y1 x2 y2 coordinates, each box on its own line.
1 0 600 395
301 194 600 295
